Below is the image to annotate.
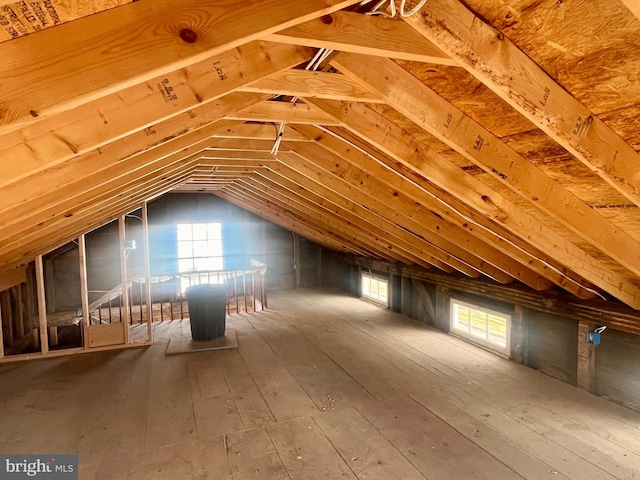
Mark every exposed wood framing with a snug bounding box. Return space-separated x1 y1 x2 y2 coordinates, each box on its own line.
0 298 4 359
577 320 597 392
78 234 90 349
0 267 26 292
0 0 359 132
290 125 553 290
402 0 640 206
331 52 640 279
241 70 382 103
266 10 456 65
622 0 640 21
304 98 640 308
142 202 153 343
347 254 640 335
118 216 129 343
0 42 309 189
3 0 640 339
35 255 48 354
280 144 512 281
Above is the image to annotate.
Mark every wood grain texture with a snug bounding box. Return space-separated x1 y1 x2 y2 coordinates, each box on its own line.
331 52 640 280
292 125 554 291
0 41 311 189
0 0 132 43
306 98 640 308
225 101 340 125
242 69 382 103
267 10 455 65
281 144 512 281
402 0 640 206
234 171 431 268
0 0 359 133
577 320 596 392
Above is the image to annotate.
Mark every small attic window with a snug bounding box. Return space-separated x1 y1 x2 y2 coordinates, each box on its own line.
361 272 389 307
450 298 510 356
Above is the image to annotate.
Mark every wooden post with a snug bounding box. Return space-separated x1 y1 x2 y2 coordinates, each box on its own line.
78 234 90 348
293 233 301 289
119 216 130 343
577 320 597 392
142 202 153 343
510 305 528 364
35 255 49 354
434 285 450 332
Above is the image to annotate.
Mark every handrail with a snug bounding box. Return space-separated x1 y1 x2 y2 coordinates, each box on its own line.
87 262 268 324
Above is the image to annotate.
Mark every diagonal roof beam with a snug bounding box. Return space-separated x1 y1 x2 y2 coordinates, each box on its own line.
221 187 374 256
320 125 600 299
621 0 640 21
264 155 466 274
279 145 510 281
290 125 553 291
0 165 196 272
200 156 457 272
236 173 436 268
0 41 311 187
400 0 640 206
266 10 456 65
305 98 640 309
0 0 361 133
221 183 386 259
331 52 640 280
0 116 249 238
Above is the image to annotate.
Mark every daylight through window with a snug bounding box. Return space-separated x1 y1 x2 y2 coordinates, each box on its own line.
176 223 223 291
361 273 389 306
450 299 510 356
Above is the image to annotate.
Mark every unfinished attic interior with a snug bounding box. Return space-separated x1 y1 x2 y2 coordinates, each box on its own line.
2 0 640 477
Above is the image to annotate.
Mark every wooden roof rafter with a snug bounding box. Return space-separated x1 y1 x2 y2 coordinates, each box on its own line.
329 52 640 279
303 97 640 308
0 0 362 133
400 0 640 206
2 0 640 314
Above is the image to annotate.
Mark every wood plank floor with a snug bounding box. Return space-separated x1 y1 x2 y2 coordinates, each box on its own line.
0 288 639 479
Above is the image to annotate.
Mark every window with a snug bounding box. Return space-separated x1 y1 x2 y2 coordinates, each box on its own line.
361 273 389 306
450 299 510 356
177 222 223 273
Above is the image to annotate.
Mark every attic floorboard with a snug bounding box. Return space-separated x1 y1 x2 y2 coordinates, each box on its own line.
0 288 639 479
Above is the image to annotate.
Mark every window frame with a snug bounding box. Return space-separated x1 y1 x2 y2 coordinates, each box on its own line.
360 272 389 307
449 298 511 357
175 222 224 273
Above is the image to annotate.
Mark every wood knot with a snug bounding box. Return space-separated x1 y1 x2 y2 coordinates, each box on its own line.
29 110 39 117
497 32 505 41
179 29 198 44
320 15 333 25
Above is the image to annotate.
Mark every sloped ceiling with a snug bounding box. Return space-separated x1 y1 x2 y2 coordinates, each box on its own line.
1 0 640 309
